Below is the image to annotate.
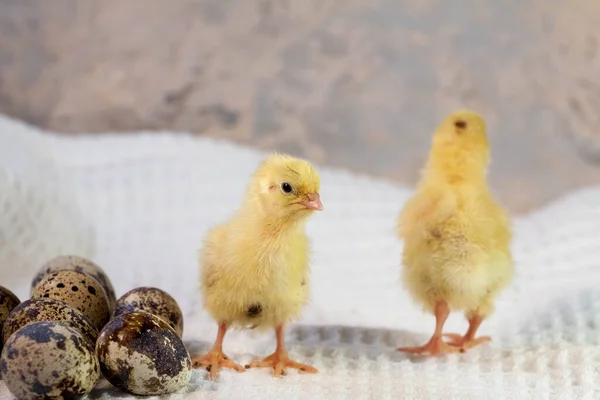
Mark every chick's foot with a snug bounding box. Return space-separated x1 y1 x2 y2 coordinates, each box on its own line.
397 301 460 356
443 314 490 352
192 351 245 380
245 351 318 377
397 335 460 356
443 333 491 352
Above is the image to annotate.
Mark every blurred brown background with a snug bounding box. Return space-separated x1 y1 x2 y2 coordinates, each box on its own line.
1 0 599 214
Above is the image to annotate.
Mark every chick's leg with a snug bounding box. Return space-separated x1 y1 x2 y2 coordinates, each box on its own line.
444 314 490 351
396 301 459 356
245 325 318 377
191 323 245 379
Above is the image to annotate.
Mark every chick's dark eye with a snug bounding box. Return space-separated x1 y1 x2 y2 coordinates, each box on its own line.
281 182 293 194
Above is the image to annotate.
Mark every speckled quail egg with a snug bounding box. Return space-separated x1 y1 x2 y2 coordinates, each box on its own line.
31 270 110 331
2 298 99 349
96 311 192 396
113 287 184 337
0 286 20 354
31 255 117 310
0 321 100 400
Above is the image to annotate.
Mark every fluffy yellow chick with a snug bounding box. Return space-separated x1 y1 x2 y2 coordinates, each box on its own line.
192 153 323 378
396 110 513 356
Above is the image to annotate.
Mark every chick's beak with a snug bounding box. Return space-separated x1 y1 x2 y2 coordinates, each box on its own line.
301 193 323 211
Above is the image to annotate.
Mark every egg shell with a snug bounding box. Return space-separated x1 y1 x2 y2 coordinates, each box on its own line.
2 298 99 349
0 286 20 355
0 321 100 400
31 270 111 331
113 287 184 337
31 255 117 310
96 311 192 396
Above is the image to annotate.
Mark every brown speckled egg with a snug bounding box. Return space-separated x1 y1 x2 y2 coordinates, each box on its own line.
2 298 99 349
0 321 100 400
0 286 20 355
31 255 117 310
113 287 184 337
31 270 110 331
96 311 191 396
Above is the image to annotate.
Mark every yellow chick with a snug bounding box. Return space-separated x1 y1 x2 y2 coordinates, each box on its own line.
396 110 513 356
192 153 323 378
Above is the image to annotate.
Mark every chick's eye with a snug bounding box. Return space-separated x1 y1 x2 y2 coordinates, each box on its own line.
281 182 293 194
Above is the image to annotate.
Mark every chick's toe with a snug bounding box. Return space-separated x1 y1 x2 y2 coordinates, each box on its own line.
443 314 491 352
397 336 460 356
246 351 318 377
443 333 491 352
192 351 245 380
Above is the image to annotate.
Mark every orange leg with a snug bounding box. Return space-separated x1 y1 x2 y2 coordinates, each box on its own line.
397 301 459 356
245 325 318 377
444 314 490 352
191 323 245 380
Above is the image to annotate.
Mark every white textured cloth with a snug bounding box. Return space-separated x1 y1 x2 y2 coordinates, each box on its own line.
0 115 599 400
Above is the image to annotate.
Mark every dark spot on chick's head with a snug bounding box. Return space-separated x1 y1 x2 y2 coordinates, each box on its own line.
454 120 467 129
246 304 262 318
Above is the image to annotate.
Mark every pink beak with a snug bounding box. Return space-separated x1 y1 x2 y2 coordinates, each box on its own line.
301 193 323 211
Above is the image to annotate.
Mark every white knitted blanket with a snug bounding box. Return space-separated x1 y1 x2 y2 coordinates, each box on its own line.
0 116 599 400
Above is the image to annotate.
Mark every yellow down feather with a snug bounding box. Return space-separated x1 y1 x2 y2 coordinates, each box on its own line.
200 153 321 331
398 110 513 319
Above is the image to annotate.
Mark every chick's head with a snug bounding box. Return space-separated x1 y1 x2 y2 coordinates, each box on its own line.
249 153 323 222
429 109 491 174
